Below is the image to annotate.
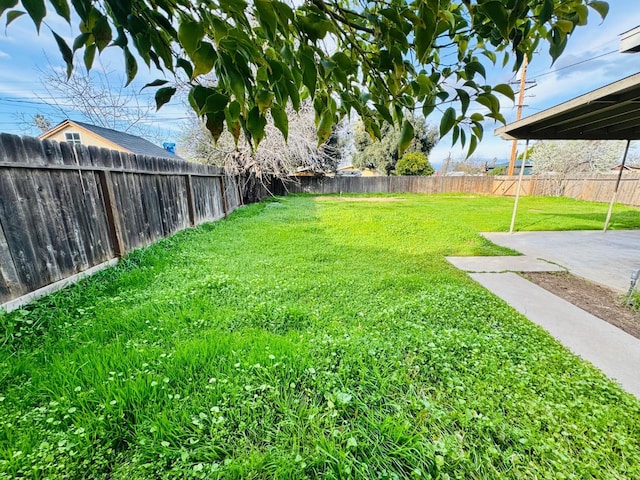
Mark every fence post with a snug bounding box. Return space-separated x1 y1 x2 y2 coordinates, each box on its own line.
184 174 196 226
219 176 228 216
97 170 125 258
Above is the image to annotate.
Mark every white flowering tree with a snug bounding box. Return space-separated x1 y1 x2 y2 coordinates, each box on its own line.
180 101 344 199
531 140 625 174
531 140 626 195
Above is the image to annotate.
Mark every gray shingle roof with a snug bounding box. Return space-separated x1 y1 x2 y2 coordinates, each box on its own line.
72 120 181 160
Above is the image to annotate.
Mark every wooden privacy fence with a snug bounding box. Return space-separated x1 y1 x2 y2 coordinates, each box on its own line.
275 175 495 195
0 133 242 309
278 174 640 206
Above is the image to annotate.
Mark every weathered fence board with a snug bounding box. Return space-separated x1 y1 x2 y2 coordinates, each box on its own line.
0 133 243 308
282 174 640 207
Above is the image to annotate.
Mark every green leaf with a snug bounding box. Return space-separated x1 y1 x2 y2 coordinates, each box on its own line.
271 104 288 141
141 79 169 91
188 85 210 114
555 19 574 34
0 0 18 18
256 90 274 114
155 86 176 110
176 58 193 79
191 42 216 77
247 106 267 146
549 27 569 62
22 0 45 31
481 1 509 38
451 125 460 146
415 3 437 62
49 0 70 22
588 1 609 20
398 120 414 158
93 14 112 52
440 107 456 138
254 0 277 39
467 134 478 158
204 92 229 113
178 20 204 56
316 110 333 146
465 61 486 79
123 48 137 86
72 32 90 51
228 101 241 121
374 104 393 124
227 69 246 106
301 52 317 97
539 0 554 23
112 27 128 48
422 101 435 118
52 31 73 77
83 43 96 71
205 111 225 143
5 9 24 26
332 52 353 73
493 83 515 101
476 93 500 113
456 89 470 115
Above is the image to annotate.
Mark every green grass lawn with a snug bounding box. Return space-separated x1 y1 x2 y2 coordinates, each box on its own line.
1 194 640 479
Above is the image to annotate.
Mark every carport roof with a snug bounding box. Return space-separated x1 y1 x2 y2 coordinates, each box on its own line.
495 72 640 140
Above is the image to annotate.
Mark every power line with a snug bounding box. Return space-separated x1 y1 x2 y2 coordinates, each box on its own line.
528 49 618 81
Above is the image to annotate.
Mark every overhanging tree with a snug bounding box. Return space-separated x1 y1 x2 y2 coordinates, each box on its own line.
2 0 609 159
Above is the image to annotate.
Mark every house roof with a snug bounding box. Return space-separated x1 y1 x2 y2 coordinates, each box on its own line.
495 72 640 141
41 119 181 160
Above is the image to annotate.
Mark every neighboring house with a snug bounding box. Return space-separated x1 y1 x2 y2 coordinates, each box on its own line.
487 159 534 175
336 165 362 176
336 165 381 177
39 119 181 160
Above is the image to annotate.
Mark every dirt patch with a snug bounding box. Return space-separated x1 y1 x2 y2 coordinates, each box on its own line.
521 271 640 340
314 197 404 203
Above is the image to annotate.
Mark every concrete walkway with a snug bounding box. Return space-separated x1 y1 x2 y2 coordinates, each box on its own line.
483 230 640 292
446 238 640 399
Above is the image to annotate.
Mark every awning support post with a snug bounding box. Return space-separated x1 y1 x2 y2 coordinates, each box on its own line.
603 140 631 232
509 139 530 234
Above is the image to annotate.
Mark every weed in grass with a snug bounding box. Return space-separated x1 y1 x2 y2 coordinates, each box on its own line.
1 195 640 479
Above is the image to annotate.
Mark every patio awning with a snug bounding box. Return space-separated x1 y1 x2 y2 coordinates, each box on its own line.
495 72 640 141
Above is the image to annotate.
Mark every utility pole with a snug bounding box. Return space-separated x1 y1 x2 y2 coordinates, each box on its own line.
507 56 528 176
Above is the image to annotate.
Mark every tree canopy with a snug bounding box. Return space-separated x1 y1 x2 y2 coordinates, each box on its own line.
353 115 438 174
3 0 609 157
531 140 626 175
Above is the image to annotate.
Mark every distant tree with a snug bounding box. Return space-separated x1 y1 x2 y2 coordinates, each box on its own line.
488 165 508 176
531 140 625 175
32 114 52 133
14 67 163 142
353 115 438 175
517 146 535 160
450 156 487 174
531 140 626 195
396 152 434 176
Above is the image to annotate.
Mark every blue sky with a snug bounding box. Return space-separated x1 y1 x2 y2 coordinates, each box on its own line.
0 2 638 163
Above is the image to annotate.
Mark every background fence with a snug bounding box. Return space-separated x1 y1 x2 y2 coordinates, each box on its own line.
277 174 640 206
0 133 242 308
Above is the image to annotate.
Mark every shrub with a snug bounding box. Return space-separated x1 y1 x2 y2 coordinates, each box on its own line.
488 165 507 176
395 152 434 176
